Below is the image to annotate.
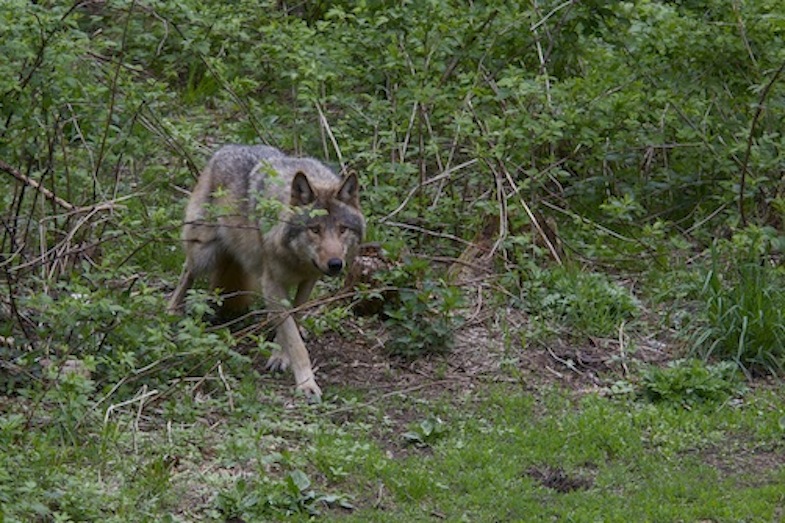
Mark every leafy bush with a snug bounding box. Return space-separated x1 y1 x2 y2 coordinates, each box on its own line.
522 265 639 337
641 359 746 407
382 259 464 359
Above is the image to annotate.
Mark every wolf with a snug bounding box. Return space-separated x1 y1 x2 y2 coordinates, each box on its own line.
167 145 365 400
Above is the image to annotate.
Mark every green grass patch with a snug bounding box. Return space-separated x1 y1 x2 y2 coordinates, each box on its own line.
521 265 639 338
3 379 784 522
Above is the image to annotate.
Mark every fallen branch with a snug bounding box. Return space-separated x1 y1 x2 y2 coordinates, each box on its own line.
0 160 75 211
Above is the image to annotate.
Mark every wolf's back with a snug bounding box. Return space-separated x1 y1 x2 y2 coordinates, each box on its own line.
207 144 284 185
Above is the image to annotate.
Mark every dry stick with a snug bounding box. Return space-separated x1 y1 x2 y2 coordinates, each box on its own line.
146 7 270 146
420 107 447 209
618 320 629 376
0 160 75 211
738 58 785 227
530 0 575 32
133 384 149 454
217 363 235 412
732 0 757 67
398 98 419 164
231 286 402 339
499 161 563 265
380 159 478 223
314 100 346 172
6 197 132 274
45 203 116 280
465 95 562 264
384 221 475 248
103 387 159 425
464 96 509 253
537 0 577 69
325 380 456 417
137 110 200 178
94 0 137 192
530 0 557 106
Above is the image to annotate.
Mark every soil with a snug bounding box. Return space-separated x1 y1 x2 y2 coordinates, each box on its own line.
238 252 785 484
302 282 785 481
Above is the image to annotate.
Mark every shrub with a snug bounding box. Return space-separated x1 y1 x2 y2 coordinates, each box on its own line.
522 265 639 337
689 258 785 375
382 259 464 359
641 359 746 407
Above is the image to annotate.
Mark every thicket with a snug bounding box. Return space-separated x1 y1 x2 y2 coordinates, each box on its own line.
1 0 785 516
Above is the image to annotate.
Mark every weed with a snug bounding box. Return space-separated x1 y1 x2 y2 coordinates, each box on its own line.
521 265 639 337
403 417 448 448
641 359 746 407
383 258 464 359
215 470 352 519
689 255 785 375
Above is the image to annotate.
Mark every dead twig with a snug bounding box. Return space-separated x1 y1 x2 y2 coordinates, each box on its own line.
738 58 785 226
315 100 345 173
325 379 455 417
104 385 159 425
0 160 75 211
217 362 235 412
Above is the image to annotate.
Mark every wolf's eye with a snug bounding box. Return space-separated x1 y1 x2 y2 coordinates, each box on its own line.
308 225 321 234
338 225 348 234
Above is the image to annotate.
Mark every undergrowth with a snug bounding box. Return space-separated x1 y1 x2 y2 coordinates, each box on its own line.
2 0 785 520
690 257 785 376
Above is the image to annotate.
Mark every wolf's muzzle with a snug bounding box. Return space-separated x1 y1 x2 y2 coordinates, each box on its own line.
326 258 344 276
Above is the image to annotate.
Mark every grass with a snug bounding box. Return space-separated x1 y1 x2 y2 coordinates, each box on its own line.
3 365 784 522
4 260 785 522
690 259 785 375
341 389 784 522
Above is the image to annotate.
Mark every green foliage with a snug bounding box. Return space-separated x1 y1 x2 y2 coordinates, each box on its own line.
403 416 448 448
215 469 352 519
641 359 746 407
383 258 464 359
689 243 785 375
521 265 639 337
2 0 785 519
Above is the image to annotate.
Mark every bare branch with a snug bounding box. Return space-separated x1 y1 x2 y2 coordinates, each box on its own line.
0 160 75 211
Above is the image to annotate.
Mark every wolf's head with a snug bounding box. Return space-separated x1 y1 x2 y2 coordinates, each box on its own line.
289 171 365 277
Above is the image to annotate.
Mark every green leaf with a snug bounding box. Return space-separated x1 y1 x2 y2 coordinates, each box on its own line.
287 470 311 494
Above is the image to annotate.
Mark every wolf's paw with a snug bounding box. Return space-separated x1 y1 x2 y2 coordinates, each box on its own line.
266 351 290 372
296 377 322 403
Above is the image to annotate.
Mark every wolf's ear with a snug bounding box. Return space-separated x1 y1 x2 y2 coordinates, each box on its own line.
337 172 360 208
291 172 316 206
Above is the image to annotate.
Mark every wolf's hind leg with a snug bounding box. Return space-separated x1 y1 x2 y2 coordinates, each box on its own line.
211 251 258 316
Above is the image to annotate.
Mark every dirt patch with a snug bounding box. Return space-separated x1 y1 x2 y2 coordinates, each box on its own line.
694 442 785 484
525 465 594 493
301 300 678 403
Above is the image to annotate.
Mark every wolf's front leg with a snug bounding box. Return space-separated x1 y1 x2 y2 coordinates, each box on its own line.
263 277 322 400
273 316 322 399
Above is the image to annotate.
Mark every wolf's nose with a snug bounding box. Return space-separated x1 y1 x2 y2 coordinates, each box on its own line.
327 258 344 275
